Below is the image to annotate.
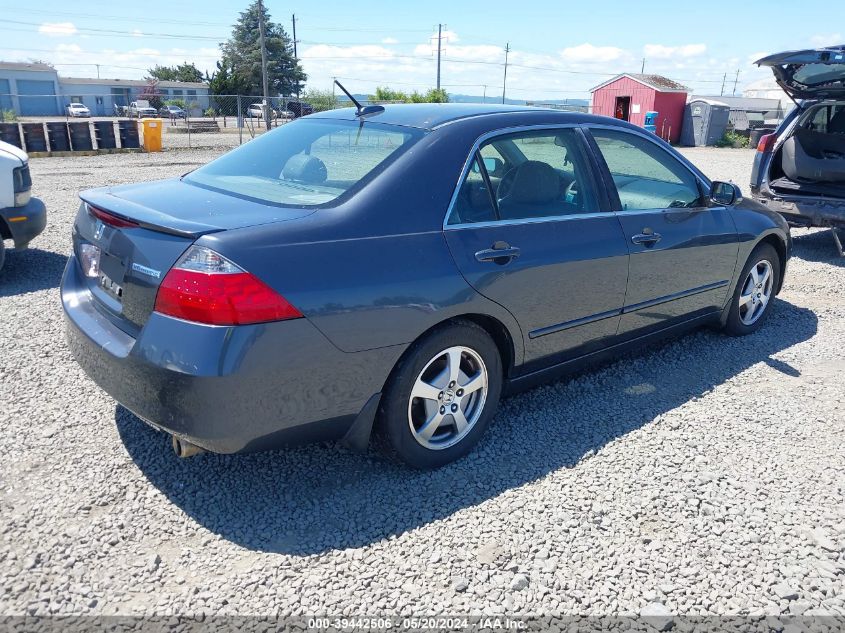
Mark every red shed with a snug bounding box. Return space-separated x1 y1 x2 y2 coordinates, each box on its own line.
590 73 688 144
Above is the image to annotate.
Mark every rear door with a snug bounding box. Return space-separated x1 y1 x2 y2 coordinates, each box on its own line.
444 126 630 371
585 126 739 338
755 46 845 100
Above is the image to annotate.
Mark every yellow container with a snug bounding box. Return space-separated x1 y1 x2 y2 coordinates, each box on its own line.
139 118 163 152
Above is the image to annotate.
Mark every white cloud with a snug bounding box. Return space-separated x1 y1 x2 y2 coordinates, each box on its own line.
643 43 707 59
132 29 144 38
302 44 394 60
560 43 628 63
381 37 399 45
809 33 842 47
38 22 78 37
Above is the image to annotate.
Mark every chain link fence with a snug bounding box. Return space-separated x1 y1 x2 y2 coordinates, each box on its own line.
0 91 793 153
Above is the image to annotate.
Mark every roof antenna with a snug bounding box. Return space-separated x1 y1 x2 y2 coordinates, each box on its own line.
334 79 385 117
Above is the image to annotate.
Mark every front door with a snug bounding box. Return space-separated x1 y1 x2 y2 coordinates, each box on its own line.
614 96 631 121
586 126 739 338
444 127 630 371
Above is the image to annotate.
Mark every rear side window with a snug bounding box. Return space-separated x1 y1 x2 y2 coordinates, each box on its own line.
447 128 597 225
590 128 702 210
185 119 423 207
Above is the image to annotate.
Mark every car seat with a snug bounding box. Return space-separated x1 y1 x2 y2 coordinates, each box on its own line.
781 112 845 183
497 161 563 219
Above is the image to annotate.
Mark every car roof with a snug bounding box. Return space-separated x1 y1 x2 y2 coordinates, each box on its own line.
307 103 611 131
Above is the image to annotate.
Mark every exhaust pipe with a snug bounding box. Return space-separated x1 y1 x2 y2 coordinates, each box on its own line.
171 435 205 458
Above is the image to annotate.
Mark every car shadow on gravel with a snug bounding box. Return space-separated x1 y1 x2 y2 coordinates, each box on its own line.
791 229 845 267
116 298 817 556
0 248 67 296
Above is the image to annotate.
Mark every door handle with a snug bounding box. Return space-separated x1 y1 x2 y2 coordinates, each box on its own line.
631 232 662 246
475 242 521 264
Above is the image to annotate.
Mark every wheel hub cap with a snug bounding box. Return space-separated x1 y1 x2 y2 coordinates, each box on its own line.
407 345 489 451
738 259 774 326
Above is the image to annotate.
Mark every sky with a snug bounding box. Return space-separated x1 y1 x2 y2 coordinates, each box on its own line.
1 0 844 100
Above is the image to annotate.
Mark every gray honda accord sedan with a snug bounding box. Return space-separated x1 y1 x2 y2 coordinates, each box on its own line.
62 103 790 468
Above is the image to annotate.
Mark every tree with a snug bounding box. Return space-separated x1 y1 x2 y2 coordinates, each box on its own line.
372 86 408 102
371 86 450 104
147 62 204 84
303 88 337 112
218 1 305 97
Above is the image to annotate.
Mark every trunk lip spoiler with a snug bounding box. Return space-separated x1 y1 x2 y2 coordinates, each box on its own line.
79 192 223 239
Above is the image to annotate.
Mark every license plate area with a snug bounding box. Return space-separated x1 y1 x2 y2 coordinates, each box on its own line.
97 252 126 302
99 272 123 300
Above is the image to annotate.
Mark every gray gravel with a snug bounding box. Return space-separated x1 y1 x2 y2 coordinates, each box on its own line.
1 147 843 618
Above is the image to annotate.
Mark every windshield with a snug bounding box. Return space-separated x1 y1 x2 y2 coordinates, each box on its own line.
184 118 423 207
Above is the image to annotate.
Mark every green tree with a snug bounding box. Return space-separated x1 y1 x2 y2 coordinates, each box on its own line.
372 86 408 102
147 62 204 83
219 1 305 97
303 88 337 112
371 86 449 104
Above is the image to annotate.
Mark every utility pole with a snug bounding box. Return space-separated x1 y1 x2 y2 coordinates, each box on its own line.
257 0 271 131
435 24 444 91
502 43 510 104
732 69 740 96
641 58 645 73
720 72 727 96
482 85 487 103
292 14 300 101
95 64 100 79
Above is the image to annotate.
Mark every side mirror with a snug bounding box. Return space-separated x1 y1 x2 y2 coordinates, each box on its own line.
710 181 742 206
483 156 504 175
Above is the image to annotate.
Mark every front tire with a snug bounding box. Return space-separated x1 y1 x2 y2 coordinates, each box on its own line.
379 321 503 469
723 242 780 336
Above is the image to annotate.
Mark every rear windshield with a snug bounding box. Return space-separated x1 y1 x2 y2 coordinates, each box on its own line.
184 118 423 207
793 63 845 87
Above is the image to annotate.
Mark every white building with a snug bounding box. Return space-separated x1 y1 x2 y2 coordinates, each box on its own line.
0 61 211 116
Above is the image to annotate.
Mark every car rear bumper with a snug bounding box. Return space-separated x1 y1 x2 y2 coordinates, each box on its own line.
2 197 47 249
752 188 845 227
61 254 398 454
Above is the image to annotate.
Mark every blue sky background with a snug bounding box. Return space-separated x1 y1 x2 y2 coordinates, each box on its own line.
1 0 843 99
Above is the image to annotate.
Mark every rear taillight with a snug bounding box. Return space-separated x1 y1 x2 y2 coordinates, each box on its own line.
87 203 139 229
757 133 777 153
153 245 302 326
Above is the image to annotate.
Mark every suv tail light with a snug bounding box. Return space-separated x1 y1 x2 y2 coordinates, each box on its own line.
154 245 302 325
757 133 777 153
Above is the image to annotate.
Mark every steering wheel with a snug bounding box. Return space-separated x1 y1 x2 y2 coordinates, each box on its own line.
496 167 519 203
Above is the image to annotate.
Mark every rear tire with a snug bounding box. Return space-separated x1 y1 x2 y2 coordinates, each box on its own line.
378 321 503 469
0 239 5 272
723 242 780 336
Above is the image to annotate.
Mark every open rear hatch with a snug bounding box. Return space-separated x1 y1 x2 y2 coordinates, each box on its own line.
755 46 845 101
72 177 314 336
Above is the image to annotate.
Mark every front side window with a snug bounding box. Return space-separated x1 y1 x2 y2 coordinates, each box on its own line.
447 128 596 225
590 128 702 211
185 119 422 207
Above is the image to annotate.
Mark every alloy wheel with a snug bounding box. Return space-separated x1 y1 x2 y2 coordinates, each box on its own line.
407 346 489 450
738 259 774 326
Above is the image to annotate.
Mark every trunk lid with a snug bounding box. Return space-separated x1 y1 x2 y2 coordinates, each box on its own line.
755 46 845 100
74 178 315 335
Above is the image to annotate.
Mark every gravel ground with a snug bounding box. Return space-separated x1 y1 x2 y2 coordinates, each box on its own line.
1 147 843 620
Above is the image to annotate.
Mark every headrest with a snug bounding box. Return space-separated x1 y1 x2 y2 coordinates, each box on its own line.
282 154 328 184
507 161 559 204
829 109 845 134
